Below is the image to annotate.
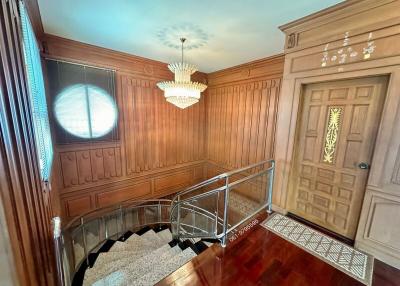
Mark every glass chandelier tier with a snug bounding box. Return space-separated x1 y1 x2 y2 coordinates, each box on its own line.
157 38 207 109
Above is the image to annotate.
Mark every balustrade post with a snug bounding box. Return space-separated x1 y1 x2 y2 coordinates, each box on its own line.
267 161 275 214
80 217 89 267
52 217 65 286
192 202 196 235
157 201 162 227
221 177 229 247
215 191 220 235
119 205 125 241
176 195 181 237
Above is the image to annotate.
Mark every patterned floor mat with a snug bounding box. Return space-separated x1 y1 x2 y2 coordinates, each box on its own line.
261 213 374 285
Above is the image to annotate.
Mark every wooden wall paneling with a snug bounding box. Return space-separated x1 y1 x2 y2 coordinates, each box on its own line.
276 0 400 268
221 87 228 165
242 83 253 166
43 35 174 80
60 152 78 187
119 74 206 174
206 88 214 162
76 150 92 185
256 84 269 166
44 36 208 220
59 162 205 219
96 180 152 208
206 67 283 174
202 56 283 219
64 195 93 217
355 69 400 268
229 86 240 168
248 82 261 166
235 87 245 167
0 0 55 285
153 87 160 169
266 79 280 160
154 169 193 195
217 87 223 165
121 75 134 175
90 149 105 181
207 55 284 86
0 183 19 285
44 31 282 224
279 0 400 53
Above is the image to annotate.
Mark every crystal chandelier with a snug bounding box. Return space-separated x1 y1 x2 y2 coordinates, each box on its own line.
157 38 207 109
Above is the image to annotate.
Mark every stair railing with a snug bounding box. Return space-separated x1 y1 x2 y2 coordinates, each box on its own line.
170 159 275 246
52 199 173 286
51 159 274 285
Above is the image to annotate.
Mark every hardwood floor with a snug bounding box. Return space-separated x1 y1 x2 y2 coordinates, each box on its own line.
372 260 400 286
158 214 400 286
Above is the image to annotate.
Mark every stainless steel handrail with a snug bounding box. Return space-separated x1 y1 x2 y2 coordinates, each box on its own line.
63 199 173 230
170 160 273 207
170 159 275 247
52 159 275 285
52 199 173 286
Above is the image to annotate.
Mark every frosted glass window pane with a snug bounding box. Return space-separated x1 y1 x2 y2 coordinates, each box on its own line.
88 87 118 137
54 84 117 139
20 1 53 180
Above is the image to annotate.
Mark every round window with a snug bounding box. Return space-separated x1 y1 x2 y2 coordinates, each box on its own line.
54 84 117 139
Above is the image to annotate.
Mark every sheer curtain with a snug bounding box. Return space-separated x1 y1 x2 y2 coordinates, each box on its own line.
19 1 53 181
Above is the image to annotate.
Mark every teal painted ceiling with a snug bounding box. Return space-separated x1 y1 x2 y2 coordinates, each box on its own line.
38 0 343 72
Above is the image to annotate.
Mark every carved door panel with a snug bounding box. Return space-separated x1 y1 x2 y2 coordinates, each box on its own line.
288 76 387 239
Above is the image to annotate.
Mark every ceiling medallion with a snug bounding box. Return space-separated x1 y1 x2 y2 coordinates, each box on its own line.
157 38 207 109
157 24 208 50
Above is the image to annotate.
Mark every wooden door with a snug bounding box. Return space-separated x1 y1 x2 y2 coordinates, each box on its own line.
288 76 387 239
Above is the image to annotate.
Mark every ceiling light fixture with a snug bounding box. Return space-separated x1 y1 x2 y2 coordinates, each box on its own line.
157 38 207 109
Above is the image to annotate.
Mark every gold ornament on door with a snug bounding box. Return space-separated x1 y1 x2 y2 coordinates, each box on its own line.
323 107 342 163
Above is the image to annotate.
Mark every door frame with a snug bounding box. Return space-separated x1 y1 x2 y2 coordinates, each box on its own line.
275 0 400 268
274 64 400 231
285 75 389 239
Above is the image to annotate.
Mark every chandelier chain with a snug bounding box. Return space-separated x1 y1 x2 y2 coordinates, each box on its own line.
180 38 186 64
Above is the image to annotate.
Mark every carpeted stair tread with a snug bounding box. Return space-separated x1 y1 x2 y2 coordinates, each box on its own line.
82 228 212 286
107 241 134 252
124 233 140 243
124 233 155 250
140 229 164 248
83 244 175 285
129 247 197 286
88 248 149 269
108 233 155 252
89 245 181 286
156 228 173 244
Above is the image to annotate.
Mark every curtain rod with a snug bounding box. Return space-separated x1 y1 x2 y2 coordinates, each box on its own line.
44 58 116 72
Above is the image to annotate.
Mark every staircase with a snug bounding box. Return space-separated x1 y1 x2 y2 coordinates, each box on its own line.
79 227 212 286
52 160 275 286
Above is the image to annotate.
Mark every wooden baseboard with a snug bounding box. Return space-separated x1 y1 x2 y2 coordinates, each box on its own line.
287 212 354 246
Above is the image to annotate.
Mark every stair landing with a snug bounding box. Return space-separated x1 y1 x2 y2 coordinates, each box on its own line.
156 213 400 286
